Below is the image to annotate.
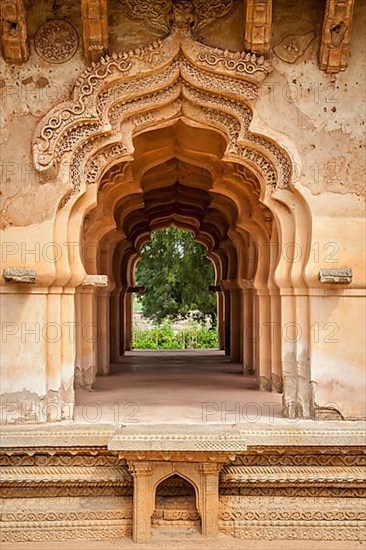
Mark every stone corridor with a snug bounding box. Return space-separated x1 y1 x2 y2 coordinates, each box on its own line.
75 350 282 425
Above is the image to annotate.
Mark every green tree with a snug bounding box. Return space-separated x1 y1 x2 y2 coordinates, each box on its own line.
135 226 217 326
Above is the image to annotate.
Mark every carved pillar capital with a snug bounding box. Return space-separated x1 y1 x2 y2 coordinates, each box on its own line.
0 0 29 63
128 460 154 477
198 462 222 475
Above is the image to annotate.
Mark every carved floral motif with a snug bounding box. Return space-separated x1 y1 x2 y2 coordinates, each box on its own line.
118 0 235 36
34 20 79 63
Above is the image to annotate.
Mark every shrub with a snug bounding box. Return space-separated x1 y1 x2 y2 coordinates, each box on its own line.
132 322 218 350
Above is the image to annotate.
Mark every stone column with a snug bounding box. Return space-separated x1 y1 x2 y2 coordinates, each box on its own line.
75 287 97 390
46 288 62 420
124 291 133 352
60 288 75 420
129 461 154 543
270 290 282 392
119 289 126 356
198 463 221 538
295 293 311 417
224 289 231 356
230 288 242 363
256 289 272 391
97 289 110 375
217 290 225 350
242 286 254 374
281 292 298 418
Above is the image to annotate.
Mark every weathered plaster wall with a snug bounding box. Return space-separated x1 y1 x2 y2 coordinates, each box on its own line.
252 0 366 418
0 0 365 421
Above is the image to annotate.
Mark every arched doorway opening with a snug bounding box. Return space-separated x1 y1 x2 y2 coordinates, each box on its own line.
152 474 200 532
132 225 219 352
32 30 312 419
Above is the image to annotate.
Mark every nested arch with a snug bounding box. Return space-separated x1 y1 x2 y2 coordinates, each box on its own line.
32 30 314 418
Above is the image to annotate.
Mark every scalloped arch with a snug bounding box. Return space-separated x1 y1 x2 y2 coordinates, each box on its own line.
32 29 292 210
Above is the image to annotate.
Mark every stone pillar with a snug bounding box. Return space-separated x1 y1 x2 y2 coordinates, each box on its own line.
217 290 225 350
119 289 126 356
46 289 62 420
242 287 254 374
130 461 153 543
198 463 220 538
75 287 97 390
97 290 110 375
230 288 241 363
295 293 311 417
124 291 133 352
224 289 231 356
270 290 282 392
256 289 272 391
110 289 123 363
281 293 298 418
60 288 75 420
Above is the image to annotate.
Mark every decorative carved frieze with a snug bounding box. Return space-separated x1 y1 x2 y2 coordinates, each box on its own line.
0 464 132 485
118 0 235 37
221 464 366 486
34 20 79 63
81 0 108 63
1 445 366 543
319 267 353 283
109 424 247 453
197 48 271 80
0 0 28 63
231 446 366 467
244 0 272 56
319 0 355 73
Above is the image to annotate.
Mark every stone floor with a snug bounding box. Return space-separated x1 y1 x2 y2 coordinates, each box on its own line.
75 350 282 424
2 531 365 550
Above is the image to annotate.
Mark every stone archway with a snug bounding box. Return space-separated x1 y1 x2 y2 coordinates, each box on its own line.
152 474 201 531
128 459 221 543
30 22 312 420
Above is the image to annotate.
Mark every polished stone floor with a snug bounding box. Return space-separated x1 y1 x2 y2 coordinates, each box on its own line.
74 350 283 425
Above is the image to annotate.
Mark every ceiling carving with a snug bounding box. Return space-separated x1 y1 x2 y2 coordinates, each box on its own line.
118 0 235 36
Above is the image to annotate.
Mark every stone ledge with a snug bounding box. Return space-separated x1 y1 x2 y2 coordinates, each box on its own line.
221 465 366 485
1 422 365 449
108 424 247 452
0 465 132 485
3 268 37 284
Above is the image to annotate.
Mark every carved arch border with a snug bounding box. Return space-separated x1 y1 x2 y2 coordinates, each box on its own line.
128 459 221 542
32 30 293 210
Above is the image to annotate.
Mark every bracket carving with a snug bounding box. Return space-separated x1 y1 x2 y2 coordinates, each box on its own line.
0 0 28 63
81 0 109 63
244 0 272 56
319 0 355 73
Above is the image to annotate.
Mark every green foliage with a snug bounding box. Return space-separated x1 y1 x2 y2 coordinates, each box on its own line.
132 322 219 350
135 226 217 325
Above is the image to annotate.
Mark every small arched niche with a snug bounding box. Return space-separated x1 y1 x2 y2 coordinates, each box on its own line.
152 474 201 532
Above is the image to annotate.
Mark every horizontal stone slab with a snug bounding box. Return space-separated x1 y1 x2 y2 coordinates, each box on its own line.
3 268 37 283
319 268 353 284
82 274 108 287
1 422 365 448
108 424 248 452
